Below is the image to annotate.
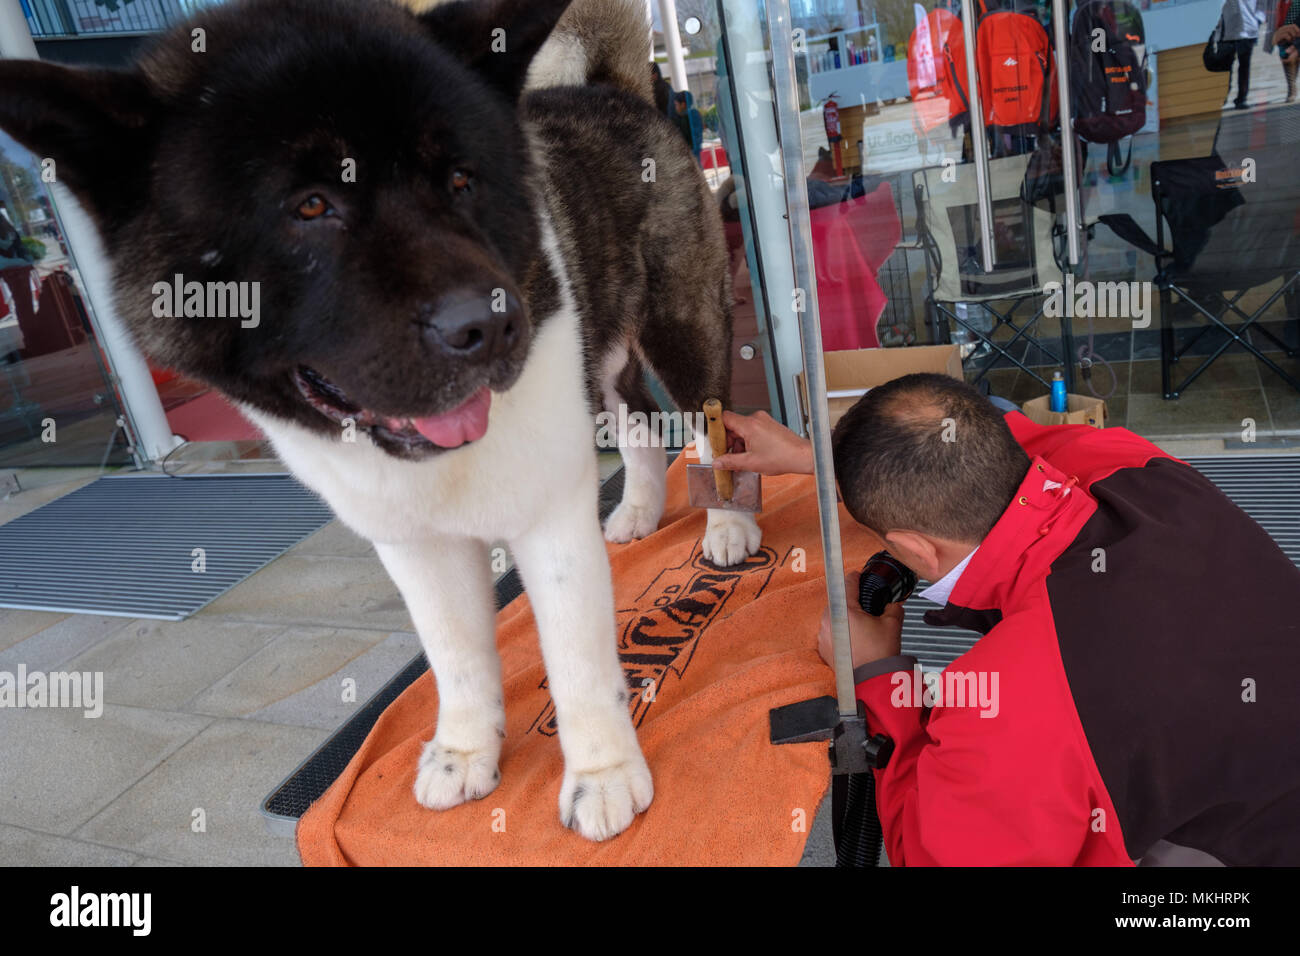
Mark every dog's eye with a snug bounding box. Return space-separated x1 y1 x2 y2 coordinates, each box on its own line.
296 195 332 220
451 169 473 193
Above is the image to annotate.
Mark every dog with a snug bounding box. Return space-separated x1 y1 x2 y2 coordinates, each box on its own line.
0 0 762 841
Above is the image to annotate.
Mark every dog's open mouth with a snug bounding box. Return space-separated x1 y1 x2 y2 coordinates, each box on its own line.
293 366 491 450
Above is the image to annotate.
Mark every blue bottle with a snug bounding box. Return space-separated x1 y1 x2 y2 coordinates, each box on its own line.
1049 370 1068 413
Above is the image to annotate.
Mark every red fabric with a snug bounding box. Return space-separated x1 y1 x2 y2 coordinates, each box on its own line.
811 181 901 351
854 416 1175 865
165 389 263 442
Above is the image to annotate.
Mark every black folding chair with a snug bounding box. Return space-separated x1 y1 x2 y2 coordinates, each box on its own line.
1099 136 1300 399
914 155 1076 391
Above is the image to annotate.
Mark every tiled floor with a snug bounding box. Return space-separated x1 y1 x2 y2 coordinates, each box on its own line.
0 453 636 867
0 466 422 866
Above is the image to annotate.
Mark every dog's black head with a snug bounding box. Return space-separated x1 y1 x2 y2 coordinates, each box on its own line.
0 0 573 459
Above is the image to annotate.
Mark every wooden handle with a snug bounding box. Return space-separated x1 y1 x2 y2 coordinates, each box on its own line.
703 398 733 500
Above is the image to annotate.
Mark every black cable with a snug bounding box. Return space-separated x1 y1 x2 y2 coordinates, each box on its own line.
833 770 884 867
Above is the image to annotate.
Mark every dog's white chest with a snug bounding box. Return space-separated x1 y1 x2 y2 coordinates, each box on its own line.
243 303 593 546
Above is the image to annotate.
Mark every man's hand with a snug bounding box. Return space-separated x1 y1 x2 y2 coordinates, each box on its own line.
817 571 904 671
711 409 814 476
1275 23 1300 45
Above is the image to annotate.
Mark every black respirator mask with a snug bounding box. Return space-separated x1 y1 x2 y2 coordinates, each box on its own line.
856 550 917 616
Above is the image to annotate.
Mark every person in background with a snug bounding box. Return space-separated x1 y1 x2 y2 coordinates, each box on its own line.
1222 0 1266 108
672 89 703 162
1276 2 1299 102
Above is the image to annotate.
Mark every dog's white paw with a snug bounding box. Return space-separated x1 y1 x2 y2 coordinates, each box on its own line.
414 738 502 810
603 500 662 543
560 754 654 841
702 510 762 567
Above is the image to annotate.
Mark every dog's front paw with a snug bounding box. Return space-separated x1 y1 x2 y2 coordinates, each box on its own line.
560 754 654 841
702 510 762 567
603 500 663 543
414 737 502 810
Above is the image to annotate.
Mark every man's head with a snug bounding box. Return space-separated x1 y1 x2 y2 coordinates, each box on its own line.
831 373 1030 582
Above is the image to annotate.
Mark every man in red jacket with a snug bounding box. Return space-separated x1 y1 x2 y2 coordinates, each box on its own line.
715 373 1300 865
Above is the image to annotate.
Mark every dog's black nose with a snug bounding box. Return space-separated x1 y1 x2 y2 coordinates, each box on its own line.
419 289 521 361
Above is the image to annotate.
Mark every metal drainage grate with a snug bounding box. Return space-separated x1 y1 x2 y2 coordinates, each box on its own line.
263 454 1300 826
0 473 332 621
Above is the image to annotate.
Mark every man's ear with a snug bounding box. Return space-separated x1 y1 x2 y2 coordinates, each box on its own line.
418 0 574 101
0 60 156 230
883 531 942 583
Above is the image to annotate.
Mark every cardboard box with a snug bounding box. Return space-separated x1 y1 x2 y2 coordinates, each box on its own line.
1020 393 1108 429
795 344 964 430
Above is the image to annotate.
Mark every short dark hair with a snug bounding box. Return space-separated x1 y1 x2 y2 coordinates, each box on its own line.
831 373 1029 542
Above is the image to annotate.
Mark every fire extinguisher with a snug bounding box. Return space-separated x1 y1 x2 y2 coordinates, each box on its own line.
822 93 844 178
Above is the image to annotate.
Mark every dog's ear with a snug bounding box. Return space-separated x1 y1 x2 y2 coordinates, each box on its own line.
418 0 574 101
0 61 156 230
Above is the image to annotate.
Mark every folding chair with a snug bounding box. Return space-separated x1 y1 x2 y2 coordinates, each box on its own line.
914 154 1073 389
1099 138 1300 399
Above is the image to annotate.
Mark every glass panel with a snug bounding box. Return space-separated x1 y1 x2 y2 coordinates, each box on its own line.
0 128 133 467
1074 0 1300 439
790 0 1075 414
661 1 781 417
782 0 1300 442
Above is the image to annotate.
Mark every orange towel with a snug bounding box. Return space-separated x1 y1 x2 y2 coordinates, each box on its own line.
297 453 883 865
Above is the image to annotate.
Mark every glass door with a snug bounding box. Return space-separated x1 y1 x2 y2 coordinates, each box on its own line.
716 0 1298 443
715 0 1081 432
1070 0 1300 439
0 127 133 467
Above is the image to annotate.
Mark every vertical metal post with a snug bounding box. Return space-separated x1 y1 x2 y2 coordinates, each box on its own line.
768 0 855 718
656 0 689 92
1051 0 1082 266
959 0 996 271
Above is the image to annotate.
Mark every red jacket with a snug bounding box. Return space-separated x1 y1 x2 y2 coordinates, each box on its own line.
856 412 1300 866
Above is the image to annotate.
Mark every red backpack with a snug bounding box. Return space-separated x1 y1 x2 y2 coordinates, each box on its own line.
909 9 970 130
976 11 1057 131
939 12 973 123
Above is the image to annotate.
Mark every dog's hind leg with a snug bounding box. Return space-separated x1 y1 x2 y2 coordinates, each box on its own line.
373 536 505 811
636 271 761 567
600 346 667 544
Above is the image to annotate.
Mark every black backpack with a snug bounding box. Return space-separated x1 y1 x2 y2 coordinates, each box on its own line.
1070 0 1147 172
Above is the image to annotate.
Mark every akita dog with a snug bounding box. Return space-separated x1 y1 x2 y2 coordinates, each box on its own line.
0 0 761 840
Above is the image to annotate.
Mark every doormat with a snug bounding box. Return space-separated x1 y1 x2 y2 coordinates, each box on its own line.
0 474 331 620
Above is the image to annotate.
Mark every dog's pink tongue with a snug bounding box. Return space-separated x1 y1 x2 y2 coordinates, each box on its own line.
410 387 491 447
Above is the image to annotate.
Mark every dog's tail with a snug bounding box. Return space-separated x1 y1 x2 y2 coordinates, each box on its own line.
526 0 653 103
